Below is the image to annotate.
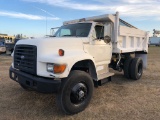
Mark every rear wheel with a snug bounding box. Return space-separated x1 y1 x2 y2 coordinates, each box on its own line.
130 58 143 80
56 70 94 114
123 57 132 79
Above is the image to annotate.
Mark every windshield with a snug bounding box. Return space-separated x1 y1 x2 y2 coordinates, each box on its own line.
54 23 92 37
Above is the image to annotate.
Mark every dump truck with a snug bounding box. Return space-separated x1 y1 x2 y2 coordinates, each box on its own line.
9 12 149 114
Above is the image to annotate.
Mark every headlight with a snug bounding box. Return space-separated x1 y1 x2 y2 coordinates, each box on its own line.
47 63 54 72
47 63 66 73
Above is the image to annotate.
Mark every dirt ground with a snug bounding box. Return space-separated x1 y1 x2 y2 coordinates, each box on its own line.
0 46 160 120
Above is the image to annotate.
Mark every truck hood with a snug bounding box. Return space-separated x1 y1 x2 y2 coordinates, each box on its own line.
16 37 85 56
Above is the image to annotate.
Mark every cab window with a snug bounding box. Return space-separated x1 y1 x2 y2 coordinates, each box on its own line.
95 25 104 39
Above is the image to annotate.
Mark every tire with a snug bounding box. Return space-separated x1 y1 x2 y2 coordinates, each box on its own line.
123 57 132 79
56 70 94 115
130 57 143 80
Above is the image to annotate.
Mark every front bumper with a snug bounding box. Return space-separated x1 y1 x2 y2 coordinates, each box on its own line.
9 67 61 93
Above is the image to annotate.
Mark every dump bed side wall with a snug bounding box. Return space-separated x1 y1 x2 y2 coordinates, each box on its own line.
112 25 148 53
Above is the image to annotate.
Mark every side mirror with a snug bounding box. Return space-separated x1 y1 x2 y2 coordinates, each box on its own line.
104 35 111 43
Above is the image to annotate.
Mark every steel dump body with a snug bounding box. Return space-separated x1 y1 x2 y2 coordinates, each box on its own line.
64 13 149 54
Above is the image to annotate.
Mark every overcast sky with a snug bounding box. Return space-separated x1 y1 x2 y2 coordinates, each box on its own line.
0 0 160 37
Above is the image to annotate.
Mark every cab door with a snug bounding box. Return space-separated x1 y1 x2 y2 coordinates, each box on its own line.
88 23 112 64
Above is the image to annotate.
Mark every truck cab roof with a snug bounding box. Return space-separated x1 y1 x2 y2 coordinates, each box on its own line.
63 12 137 29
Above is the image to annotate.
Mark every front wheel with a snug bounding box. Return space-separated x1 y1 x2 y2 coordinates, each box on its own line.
56 70 94 114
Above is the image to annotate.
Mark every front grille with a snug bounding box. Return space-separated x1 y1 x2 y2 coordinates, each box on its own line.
14 45 37 75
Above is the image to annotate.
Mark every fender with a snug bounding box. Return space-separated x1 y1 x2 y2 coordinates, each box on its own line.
38 50 97 79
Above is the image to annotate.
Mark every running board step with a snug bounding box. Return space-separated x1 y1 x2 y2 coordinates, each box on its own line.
97 72 114 86
97 72 114 80
93 72 114 87
98 77 111 86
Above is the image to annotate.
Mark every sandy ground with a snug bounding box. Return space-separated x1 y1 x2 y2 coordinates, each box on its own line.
0 46 160 120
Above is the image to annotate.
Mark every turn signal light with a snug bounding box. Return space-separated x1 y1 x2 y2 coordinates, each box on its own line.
59 49 64 56
54 64 66 73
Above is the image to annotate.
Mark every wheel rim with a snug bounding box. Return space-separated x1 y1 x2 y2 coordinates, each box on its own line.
70 82 88 104
137 63 142 76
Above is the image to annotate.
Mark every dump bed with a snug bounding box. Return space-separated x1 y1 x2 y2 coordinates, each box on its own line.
115 23 149 53
64 12 149 54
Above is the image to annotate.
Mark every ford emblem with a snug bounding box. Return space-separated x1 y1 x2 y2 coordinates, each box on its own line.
21 55 25 59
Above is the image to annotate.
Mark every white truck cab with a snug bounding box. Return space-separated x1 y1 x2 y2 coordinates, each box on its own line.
9 12 149 114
